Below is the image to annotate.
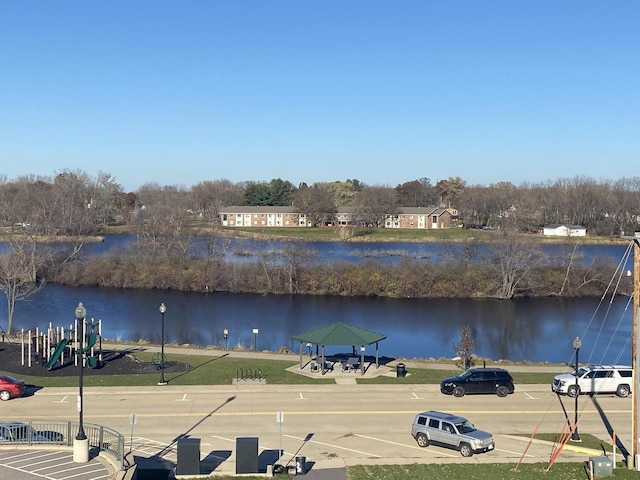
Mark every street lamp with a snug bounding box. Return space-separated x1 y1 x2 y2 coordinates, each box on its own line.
73 302 89 463
158 303 167 385
571 336 582 442
223 329 229 350
252 328 259 352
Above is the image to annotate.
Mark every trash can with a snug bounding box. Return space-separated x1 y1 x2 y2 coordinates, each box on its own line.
396 363 406 378
295 456 306 475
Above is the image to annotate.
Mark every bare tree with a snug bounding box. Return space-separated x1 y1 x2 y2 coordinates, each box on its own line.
0 235 45 334
452 325 475 370
484 230 545 299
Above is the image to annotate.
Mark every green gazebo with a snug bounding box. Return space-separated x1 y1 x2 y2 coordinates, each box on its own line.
291 322 387 374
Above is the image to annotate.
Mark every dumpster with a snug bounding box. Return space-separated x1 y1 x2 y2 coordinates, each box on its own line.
295 456 306 475
397 363 407 378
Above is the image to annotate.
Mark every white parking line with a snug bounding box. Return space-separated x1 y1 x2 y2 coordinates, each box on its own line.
54 395 68 403
283 434 381 458
353 434 458 457
411 392 424 400
176 394 189 401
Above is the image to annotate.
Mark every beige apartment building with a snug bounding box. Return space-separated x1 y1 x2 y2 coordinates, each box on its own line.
219 206 458 229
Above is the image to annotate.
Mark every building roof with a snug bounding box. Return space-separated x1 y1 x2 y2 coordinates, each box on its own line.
291 322 387 346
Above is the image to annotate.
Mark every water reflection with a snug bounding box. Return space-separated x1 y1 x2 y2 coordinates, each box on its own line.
3 284 633 365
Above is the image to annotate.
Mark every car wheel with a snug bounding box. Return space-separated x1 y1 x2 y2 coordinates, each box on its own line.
416 433 429 447
496 386 509 397
0 390 11 401
616 385 631 398
567 385 579 398
452 386 465 398
459 442 473 457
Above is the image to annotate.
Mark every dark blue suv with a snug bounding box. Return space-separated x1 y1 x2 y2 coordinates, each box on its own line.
440 367 515 397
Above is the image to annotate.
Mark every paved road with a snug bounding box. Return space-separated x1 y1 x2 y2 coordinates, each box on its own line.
0 346 624 476
1 380 628 477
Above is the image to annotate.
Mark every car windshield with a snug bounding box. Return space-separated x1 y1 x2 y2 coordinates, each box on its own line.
458 370 474 380
574 367 589 377
455 421 476 434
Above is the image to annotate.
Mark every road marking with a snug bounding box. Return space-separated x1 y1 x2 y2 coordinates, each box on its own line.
297 392 307 400
210 434 294 456
353 433 458 457
523 392 538 400
176 394 189 402
411 392 424 400
54 395 68 403
284 434 381 458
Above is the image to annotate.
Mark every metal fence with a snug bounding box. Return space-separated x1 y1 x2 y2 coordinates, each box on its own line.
0 420 125 468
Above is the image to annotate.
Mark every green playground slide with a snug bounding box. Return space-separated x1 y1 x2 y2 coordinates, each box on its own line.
43 338 69 370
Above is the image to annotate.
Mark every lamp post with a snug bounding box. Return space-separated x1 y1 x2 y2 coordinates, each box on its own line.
223 329 229 350
73 302 89 463
252 328 259 351
571 336 582 442
158 303 167 385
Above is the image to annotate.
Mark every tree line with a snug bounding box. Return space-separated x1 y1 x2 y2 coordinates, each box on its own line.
0 169 637 334
2 170 640 236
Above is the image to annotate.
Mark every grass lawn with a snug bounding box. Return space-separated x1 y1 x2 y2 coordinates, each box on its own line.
5 350 556 387
164 461 632 480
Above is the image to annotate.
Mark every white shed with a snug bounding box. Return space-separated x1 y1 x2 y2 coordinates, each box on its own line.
543 224 587 237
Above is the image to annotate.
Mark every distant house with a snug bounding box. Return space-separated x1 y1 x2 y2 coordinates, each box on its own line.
543 224 587 237
385 207 458 229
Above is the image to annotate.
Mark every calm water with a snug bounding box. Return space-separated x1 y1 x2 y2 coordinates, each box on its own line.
4 284 634 365
81 234 629 266
1 235 635 365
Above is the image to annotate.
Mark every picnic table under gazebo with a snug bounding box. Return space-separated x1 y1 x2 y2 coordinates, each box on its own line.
291 322 387 375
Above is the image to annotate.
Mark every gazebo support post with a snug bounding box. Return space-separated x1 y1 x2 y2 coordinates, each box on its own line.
376 341 379 368
299 341 303 369
360 345 365 375
322 345 326 375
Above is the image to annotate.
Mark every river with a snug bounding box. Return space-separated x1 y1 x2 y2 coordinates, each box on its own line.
3 284 633 365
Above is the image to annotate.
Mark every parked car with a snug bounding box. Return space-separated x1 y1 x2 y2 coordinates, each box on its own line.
0 374 26 401
440 367 515 397
0 421 64 443
410 410 495 457
552 365 632 398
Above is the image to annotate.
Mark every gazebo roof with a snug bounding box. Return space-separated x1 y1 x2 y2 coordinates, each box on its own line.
292 322 386 346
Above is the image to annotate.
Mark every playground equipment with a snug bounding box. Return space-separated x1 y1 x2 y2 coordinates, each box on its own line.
19 317 103 371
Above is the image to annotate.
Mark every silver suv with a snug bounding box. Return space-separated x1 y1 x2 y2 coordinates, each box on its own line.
410 410 495 457
551 365 632 398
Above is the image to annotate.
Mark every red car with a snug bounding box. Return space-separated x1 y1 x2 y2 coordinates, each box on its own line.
0 375 26 401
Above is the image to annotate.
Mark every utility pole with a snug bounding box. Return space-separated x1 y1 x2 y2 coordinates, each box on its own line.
624 232 640 470
633 234 639 470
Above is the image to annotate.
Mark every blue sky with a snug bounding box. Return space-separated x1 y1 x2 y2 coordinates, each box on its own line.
1 2 638 192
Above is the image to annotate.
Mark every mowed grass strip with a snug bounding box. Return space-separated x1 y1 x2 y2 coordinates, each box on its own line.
170 460 632 480
9 354 334 387
6 351 555 387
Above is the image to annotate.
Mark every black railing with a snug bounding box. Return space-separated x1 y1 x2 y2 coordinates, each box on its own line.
0 420 125 468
